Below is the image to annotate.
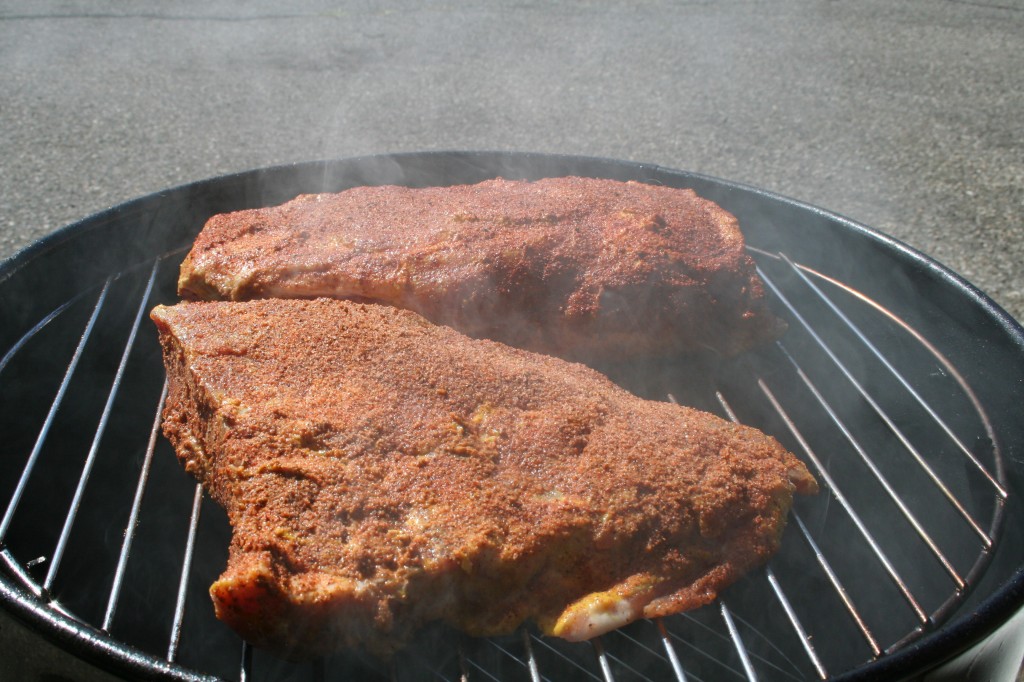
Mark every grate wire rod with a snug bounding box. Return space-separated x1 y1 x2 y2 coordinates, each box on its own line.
602 645 662 682
670 396 775 680
720 391 839 671
520 628 543 682
716 391 881 655
720 603 758 681
764 567 827 679
239 641 252 682
529 633 604 681
704 392 883 671
45 261 160 593
404 646 462 682
778 343 965 588
774 251 1006 498
655 619 688 682
667 604 795 682
486 635 540 679
462 651 502 682
458 638 471 682
753 379 930 625
793 511 881 656
167 483 204 663
0 296 79 376
757 266 992 547
668 614 746 679
0 547 44 599
592 636 617 682
0 278 111 544
720 609 812 682
103 379 169 631
612 625 677 671
0 248 164 378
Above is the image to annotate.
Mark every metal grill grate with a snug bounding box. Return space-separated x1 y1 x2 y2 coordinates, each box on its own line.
0 236 1007 681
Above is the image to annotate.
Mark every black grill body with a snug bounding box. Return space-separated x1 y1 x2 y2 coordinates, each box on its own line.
1 152 1023 681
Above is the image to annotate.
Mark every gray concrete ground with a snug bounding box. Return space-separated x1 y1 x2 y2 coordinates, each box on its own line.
2 0 1022 321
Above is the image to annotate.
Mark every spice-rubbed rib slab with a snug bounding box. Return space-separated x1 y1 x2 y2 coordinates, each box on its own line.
151 298 816 658
177 177 784 362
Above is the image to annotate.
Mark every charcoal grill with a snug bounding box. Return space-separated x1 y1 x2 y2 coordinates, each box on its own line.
1 151 1023 681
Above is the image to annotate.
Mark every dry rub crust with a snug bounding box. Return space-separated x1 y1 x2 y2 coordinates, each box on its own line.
178 177 785 362
151 298 815 658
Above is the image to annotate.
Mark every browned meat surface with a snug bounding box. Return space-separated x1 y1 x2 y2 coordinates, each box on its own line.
151 298 815 658
177 177 784 362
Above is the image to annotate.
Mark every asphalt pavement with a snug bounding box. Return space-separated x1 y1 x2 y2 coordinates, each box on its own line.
2 0 1022 321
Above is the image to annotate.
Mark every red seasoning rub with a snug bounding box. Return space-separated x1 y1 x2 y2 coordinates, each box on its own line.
151 298 816 658
177 177 784 363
